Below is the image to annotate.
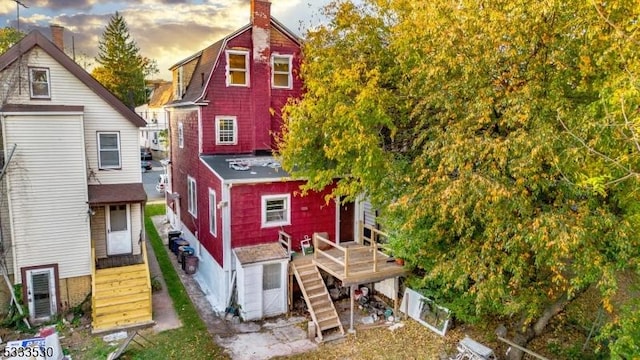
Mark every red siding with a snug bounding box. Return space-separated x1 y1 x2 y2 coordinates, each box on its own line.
201 26 302 155
168 108 200 237
230 181 336 251
196 167 224 266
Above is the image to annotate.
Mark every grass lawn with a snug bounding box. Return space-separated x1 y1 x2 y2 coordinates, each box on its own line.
79 203 228 359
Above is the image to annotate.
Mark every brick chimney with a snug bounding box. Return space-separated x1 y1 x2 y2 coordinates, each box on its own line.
251 0 272 152
50 24 64 50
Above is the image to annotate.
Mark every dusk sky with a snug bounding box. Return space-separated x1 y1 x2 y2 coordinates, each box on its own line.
0 0 334 79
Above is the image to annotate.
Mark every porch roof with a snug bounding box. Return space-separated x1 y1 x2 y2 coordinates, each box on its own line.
88 183 147 205
233 242 289 265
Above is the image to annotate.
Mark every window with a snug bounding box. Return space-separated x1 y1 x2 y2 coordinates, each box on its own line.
272 55 292 89
97 132 121 169
188 176 197 217
29 67 51 99
208 189 217 236
215 116 237 145
263 263 281 290
178 122 184 148
174 66 184 98
226 50 249 86
261 194 291 228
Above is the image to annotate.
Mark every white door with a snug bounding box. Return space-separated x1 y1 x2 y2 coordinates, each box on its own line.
25 268 57 321
262 263 284 317
106 204 132 255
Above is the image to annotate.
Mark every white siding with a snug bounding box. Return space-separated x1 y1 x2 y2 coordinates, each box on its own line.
239 263 262 321
130 203 142 255
4 115 90 282
7 47 142 186
0 178 13 275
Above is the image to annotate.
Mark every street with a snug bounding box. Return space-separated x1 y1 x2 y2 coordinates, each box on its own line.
142 159 165 201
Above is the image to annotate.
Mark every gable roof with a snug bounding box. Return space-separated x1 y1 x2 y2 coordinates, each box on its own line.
168 18 301 106
0 30 147 127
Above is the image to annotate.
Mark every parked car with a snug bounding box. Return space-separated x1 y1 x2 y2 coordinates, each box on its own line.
141 160 152 171
141 148 152 161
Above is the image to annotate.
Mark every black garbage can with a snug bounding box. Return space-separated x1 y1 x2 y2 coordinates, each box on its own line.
168 230 182 250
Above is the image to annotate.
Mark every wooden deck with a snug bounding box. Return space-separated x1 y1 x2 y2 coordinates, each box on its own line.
312 236 406 286
96 253 143 269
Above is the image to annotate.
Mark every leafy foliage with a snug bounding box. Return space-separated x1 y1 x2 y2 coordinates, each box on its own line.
279 0 640 355
92 12 155 107
0 27 24 54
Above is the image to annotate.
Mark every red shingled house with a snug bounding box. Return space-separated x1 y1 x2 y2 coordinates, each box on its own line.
164 0 360 321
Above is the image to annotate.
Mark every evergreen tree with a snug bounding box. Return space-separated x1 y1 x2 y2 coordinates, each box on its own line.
93 12 150 107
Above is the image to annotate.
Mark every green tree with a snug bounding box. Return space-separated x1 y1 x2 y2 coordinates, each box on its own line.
278 1 640 358
93 12 153 107
0 27 24 54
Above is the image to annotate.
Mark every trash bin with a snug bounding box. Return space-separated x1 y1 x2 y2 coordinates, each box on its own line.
184 255 199 275
179 246 195 266
168 230 182 248
172 239 189 254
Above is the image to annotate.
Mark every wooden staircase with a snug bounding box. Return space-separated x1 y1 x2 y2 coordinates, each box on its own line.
92 262 153 333
292 258 344 341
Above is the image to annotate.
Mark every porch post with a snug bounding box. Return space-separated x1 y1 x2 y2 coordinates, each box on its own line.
349 285 356 334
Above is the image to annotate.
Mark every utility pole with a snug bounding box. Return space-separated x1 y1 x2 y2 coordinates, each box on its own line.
12 0 28 95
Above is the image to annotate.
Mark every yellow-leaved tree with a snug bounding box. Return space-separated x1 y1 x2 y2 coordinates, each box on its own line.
278 1 640 359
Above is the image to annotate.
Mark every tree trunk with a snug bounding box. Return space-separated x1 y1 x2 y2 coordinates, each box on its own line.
505 296 569 360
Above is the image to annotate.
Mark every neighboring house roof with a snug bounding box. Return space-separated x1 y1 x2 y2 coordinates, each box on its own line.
148 82 173 107
201 154 290 182
169 18 301 106
0 30 147 127
88 183 147 205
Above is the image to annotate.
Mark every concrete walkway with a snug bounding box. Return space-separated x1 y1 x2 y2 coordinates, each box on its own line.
150 215 317 359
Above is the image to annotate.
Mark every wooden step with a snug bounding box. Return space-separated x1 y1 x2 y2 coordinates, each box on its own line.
93 310 152 331
95 277 149 292
95 271 148 285
94 298 150 317
318 317 341 331
95 263 147 277
94 291 149 308
94 283 150 299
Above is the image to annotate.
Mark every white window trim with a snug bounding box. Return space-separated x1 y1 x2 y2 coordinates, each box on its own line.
226 50 250 87
271 54 293 89
97 131 121 169
215 116 238 145
188 176 197 217
178 122 184 148
209 188 217 237
261 194 291 228
29 67 51 99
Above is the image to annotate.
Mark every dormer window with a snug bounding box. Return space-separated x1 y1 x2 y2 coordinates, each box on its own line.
272 55 292 89
29 67 51 99
174 66 184 98
226 50 249 86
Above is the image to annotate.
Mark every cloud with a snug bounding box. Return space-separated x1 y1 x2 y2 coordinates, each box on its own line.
1 0 334 79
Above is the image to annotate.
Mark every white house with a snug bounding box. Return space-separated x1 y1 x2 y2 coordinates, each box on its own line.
0 28 152 332
136 81 172 153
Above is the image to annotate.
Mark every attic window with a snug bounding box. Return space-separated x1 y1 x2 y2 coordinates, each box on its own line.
226 50 249 86
29 67 51 99
272 55 292 89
